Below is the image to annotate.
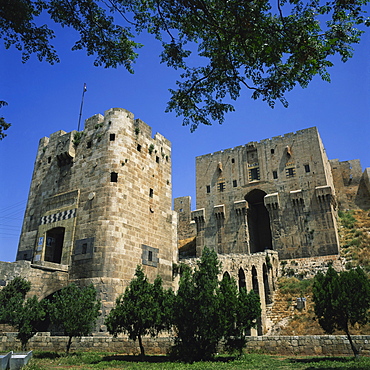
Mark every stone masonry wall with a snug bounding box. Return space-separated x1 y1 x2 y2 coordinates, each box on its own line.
1 333 370 357
279 254 344 279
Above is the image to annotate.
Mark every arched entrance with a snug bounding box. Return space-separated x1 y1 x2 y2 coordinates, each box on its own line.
45 227 65 263
245 189 272 253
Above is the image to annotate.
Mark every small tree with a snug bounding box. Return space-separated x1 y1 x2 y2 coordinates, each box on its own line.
0 277 45 350
14 296 46 351
313 266 370 357
171 247 224 361
105 266 172 358
49 283 100 354
172 249 262 361
220 276 261 356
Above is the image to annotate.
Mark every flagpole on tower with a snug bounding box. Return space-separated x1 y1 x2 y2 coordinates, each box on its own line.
78 83 87 131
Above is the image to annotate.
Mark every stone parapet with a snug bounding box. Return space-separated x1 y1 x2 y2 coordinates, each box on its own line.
244 335 370 356
1 333 369 357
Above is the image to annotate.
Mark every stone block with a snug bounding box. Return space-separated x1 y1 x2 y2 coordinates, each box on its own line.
9 351 32 370
0 352 12 370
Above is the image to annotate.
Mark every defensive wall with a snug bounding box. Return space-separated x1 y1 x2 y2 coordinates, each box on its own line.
0 260 68 300
1 333 370 357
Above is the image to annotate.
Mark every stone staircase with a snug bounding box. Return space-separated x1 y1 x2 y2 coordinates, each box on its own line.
265 289 296 335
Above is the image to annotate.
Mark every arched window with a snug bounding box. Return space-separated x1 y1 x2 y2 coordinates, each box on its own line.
251 266 259 295
238 268 246 291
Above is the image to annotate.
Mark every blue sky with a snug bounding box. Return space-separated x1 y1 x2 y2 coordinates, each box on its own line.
0 23 369 263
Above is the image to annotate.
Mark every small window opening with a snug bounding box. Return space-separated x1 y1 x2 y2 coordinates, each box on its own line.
111 172 118 182
273 171 278 179
82 243 87 254
250 168 260 181
149 188 153 198
156 156 160 163
148 250 153 261
271 149 275 154
48 157 51 163
233 180 237 187
304 164 310 173
137 144 142 152
231 158 235 163
206 185 211 193
218 182 225 192
179 208 183 212
286 167 295 177
110 133 116 141
87 141 92 148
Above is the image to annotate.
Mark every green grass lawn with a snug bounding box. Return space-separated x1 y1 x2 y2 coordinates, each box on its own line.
23 352 370 370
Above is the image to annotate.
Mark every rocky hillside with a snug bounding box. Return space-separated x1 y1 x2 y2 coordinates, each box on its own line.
267 209 370 336
339 209 370 271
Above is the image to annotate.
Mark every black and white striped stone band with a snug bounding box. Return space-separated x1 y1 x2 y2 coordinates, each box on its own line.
40 209 76 225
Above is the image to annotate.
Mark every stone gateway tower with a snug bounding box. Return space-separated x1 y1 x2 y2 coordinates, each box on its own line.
16 108 177 323
179 127 341 260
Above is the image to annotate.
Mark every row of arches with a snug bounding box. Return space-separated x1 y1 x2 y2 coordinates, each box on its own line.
223 264 273 305
222 262 275 335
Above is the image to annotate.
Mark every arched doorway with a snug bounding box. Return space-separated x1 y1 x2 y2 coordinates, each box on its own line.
251 266 263 335
245 189 272 253
45 227 65 263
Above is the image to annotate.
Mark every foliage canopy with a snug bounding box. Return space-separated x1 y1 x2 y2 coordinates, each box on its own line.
0 0 369 132
0 101 10 140
312 266 370 356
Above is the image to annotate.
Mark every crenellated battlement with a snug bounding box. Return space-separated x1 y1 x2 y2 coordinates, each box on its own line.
196 127 318 160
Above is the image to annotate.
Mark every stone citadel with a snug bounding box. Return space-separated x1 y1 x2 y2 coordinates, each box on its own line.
1 107 369 333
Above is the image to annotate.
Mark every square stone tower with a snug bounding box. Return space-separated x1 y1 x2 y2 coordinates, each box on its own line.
17 108 177 318
189 127 340 259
